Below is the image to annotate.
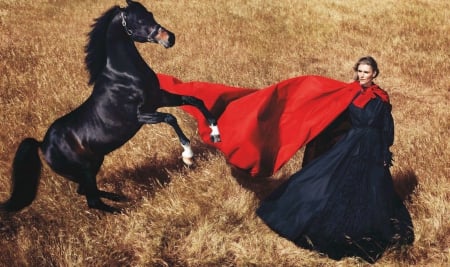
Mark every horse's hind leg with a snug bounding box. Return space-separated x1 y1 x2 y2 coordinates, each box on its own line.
71 160 122 213
137 111 194 165
78 171 122 213
158 90 221 143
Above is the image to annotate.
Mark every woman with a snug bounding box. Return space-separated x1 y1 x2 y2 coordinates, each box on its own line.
256 56 414 263
156 56 414 261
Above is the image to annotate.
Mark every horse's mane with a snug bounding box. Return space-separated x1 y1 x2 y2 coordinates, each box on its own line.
85 6 120 85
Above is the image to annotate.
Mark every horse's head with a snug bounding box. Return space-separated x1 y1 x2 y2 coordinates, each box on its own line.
121 0 175 48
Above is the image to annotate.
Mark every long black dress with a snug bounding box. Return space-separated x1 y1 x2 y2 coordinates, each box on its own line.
256 95 414 263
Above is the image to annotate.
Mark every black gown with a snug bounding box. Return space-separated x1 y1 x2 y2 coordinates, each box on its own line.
256 96 414 263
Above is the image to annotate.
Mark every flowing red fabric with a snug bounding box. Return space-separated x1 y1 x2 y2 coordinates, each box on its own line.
157 74 362 177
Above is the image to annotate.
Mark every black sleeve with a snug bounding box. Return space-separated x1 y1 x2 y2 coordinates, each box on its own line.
382 103 394 167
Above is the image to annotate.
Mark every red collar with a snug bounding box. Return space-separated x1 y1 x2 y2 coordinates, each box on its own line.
352 83 389 108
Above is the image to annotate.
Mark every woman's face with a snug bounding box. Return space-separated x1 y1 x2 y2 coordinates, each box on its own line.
357 64 376 87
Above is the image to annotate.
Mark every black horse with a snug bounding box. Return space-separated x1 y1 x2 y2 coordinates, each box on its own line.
1 0 221 213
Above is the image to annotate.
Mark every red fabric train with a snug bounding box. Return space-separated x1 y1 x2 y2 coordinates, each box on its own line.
157 74 363 177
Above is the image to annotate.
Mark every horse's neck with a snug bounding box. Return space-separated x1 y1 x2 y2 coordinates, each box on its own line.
105 17 149 73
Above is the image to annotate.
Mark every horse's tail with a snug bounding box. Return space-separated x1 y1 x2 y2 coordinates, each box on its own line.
1 138 42 212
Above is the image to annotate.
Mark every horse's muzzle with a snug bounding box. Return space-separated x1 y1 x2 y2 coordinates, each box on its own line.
150 26 175 48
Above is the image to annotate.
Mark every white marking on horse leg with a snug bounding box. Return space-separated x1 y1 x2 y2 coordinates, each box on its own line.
181 143 194 166
209 125 221 142
209 125 220 136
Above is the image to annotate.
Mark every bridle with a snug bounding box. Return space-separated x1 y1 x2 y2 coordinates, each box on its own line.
120 12 133 36
120 11 161 41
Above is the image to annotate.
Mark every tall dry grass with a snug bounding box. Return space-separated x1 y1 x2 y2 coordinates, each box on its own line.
0 0 448 266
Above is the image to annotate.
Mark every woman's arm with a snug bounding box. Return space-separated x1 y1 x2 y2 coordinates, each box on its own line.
382 103 394 167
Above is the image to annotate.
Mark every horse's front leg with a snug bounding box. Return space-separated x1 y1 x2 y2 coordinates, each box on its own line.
137 111 194 165
181 95 221 143
159 90 221 143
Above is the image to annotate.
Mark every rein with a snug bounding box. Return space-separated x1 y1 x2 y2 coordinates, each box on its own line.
120 11 162 40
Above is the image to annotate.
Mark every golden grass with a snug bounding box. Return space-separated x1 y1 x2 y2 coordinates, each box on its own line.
0 0 449 266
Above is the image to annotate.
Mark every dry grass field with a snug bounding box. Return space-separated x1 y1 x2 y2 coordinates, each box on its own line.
0 0 448 266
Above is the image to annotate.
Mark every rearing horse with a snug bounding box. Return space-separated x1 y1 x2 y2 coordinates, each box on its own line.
1 0 220 213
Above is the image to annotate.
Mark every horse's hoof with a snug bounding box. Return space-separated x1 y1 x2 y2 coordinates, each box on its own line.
88 199 122 213
98 190 127 202
182 157 194 166
210 134 221 143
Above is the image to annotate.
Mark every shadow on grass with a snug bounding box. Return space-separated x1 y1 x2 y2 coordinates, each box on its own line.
392 168 419 201
98 143 218 207
230 167 289 200
99 140 419 209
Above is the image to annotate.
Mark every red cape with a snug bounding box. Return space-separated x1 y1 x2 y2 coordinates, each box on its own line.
157 74 361 177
